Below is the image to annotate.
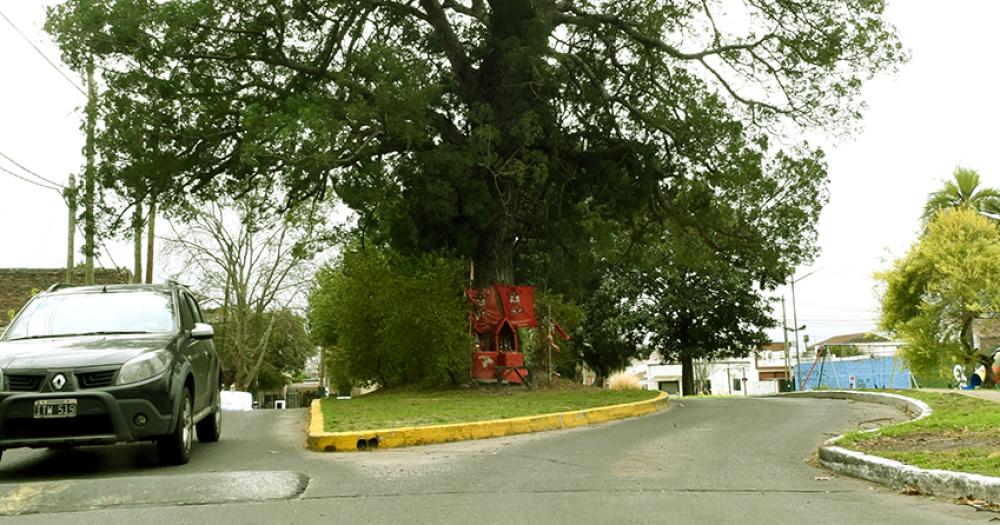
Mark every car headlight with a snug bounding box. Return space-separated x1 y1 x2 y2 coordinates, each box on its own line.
117 350 171 386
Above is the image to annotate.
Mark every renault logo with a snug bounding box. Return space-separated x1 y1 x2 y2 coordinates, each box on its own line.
51 374 67 391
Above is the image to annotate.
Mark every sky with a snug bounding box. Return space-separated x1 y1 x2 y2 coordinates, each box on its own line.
0 1 998 346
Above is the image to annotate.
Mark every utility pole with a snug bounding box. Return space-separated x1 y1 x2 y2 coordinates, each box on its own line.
801 334 809 385
789 269 820 389
781 297 791 390
64 175 76 284
83 56 97 285
145 194 155 284
132 197 143 283
791 277 801 386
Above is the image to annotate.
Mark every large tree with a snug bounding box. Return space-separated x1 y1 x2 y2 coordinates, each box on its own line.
46 0 904 290
583 231 775 393
878 208 1000 383
163 196 323 390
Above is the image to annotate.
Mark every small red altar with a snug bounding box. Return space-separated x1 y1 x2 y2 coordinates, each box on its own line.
466 285 536 384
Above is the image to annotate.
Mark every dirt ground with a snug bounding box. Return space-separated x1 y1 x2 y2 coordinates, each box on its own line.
856 431 1000 452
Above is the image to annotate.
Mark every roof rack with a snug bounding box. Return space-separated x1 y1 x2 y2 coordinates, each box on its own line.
45 283 74 293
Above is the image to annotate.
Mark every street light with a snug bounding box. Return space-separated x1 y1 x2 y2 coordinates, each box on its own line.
790 269 820 388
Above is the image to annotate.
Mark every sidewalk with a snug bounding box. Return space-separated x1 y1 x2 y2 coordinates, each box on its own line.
924 387 1000 404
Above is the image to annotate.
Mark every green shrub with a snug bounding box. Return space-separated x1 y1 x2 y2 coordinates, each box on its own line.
309 248 470 388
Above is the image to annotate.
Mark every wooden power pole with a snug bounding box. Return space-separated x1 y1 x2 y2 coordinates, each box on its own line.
64 175 76 284
83 56 97 285
132 197 143 283
145 195 156 284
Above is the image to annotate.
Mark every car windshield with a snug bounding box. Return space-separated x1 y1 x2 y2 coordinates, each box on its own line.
3 291 176 341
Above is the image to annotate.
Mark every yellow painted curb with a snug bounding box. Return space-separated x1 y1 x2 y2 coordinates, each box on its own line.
307 391 668 452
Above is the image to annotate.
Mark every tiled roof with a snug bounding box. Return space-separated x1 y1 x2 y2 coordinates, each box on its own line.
813 332 889 347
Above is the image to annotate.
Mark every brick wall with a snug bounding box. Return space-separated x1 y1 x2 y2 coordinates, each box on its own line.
1 268 132 326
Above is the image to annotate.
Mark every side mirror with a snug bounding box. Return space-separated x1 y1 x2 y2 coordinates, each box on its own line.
191 322 214 340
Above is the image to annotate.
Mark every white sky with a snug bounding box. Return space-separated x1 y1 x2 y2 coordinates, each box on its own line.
0 1 997 345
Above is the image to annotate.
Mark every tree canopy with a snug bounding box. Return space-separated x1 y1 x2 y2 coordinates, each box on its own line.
46 0 905 382
923 167 1000 222
46 0 903 287
878 208 1000 379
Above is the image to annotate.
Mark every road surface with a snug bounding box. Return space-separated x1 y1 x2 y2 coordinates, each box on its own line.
0 397 987 523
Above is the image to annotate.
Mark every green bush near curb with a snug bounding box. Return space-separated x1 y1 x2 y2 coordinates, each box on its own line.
320 388 659 432
839 390 1000 477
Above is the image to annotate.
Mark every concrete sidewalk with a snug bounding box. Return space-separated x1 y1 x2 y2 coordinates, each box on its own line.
925 387 1000 403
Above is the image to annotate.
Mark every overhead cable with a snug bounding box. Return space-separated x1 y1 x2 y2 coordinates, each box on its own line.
0 150 65 189
0 164 62 192
0 8 86 96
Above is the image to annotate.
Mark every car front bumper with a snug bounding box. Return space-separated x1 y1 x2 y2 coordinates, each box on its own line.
0 375 175 449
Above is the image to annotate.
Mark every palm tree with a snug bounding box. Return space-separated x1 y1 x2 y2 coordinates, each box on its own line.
922 167 1000 221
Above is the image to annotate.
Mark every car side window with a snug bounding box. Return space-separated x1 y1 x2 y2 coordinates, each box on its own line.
185 294 203 324
178 293 194 331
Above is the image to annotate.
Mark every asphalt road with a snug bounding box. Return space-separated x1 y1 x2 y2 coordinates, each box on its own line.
0 397 988 524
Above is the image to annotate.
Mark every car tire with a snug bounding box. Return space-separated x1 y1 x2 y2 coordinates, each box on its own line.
196 389 222 443
158 388 194 465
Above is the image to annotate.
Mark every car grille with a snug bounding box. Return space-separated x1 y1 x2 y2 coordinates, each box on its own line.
77 370 116 389
5 374 44 392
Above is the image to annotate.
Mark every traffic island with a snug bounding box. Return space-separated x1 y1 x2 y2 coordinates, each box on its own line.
781 390 1000 505
307 390 668 452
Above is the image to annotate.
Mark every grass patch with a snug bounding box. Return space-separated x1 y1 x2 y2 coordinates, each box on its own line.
838 390 1000 477
319 387 660 432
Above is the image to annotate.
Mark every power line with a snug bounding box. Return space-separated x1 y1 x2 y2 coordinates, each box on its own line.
74 221 120 271
0 8 86 96
0 164 62 192
0 150 64 189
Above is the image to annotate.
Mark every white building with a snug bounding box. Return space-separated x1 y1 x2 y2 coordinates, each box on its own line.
625 344 792 397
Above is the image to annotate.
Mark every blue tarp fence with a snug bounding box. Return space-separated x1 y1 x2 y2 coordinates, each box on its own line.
794 355 911 390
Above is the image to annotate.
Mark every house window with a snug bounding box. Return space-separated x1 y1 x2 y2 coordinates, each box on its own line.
732 378 742 392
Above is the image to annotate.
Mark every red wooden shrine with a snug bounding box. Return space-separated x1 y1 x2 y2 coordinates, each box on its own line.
466 285 536 384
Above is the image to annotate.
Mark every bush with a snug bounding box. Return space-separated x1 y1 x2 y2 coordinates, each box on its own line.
608 371 642 390
309 247 470 388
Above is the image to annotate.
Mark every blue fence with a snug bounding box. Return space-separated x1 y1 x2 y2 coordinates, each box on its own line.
794 355 910 390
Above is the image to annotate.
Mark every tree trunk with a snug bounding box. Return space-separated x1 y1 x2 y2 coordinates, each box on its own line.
473 222 515 287
681 351 696 396
981 353 997 388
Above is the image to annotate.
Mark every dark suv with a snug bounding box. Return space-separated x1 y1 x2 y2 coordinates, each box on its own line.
0 282 222 465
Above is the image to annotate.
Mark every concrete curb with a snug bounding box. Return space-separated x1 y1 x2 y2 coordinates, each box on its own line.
307 391 669 452
779 390 1000 503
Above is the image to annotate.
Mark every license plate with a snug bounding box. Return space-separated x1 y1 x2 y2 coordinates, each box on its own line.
33 399 78 419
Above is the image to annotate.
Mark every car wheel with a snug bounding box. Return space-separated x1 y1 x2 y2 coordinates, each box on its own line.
196 389 222 443
158 388 193 465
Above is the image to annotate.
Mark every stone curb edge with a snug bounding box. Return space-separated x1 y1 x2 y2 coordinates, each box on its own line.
306 391 669 452
777 390 1000 503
